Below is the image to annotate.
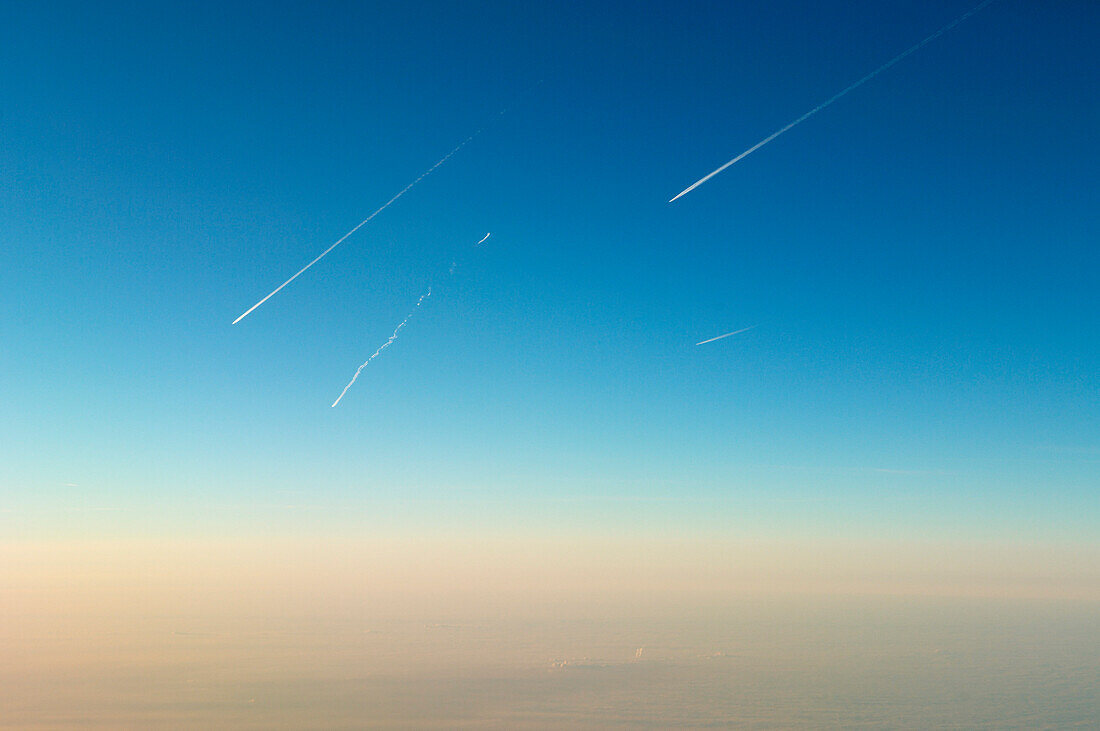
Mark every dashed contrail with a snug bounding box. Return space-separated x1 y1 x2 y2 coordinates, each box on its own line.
330 229 495 406
475 232 491 246
668 0 998 203
233 132 480 325
696 325 756 346
331 288 431 407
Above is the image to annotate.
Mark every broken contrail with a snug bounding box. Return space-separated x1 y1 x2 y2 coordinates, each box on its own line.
475 232 491 246
696 325 757 346
669 0 997 203
331 229 495 406
233 133 480 325
331 288 431 407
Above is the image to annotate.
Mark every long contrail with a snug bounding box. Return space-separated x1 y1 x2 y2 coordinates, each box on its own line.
696 325 757 346
669 0 997 203
331 288 431 407
233 133 479 325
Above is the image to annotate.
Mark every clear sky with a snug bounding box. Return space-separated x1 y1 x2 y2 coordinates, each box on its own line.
1 0 1097 542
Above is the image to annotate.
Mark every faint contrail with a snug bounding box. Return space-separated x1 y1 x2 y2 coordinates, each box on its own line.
696 325 756 346
669 0 997 203
331 288 431 407
475 232 491 246
233 133 480 325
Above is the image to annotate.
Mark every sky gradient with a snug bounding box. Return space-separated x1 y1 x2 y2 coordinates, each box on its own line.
2 0 1097 542
1 1 1098 725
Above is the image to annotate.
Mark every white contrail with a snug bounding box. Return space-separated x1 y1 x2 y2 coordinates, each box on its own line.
669 0 998 203
696 325 756 346
475 232 491 246
233 133 480 325
331 288 431 407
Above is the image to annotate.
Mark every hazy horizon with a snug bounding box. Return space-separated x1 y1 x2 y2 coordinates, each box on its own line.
3 535 1098 728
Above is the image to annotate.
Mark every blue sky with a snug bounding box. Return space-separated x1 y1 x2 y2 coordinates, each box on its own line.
1 0 1097 539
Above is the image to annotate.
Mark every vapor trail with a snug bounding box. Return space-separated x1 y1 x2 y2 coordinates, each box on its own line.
696 325 757 346
331 288 431 407
475 232 491 246
233 133 480 325
669 0 997 203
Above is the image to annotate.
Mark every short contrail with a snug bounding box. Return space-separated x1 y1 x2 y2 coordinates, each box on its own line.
475 232 491 246
696 325 756 346
669 0 998 203
331 288 431 407
233 133 480 325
